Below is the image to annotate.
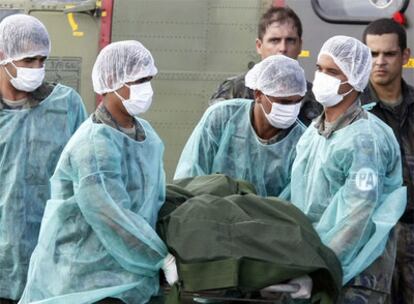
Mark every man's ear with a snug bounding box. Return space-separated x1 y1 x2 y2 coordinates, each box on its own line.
402 47 411 66
256 38 263 56
254 90 263 103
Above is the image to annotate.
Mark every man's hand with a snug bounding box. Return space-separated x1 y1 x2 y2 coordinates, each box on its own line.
162 253 179 286
260 275 313 299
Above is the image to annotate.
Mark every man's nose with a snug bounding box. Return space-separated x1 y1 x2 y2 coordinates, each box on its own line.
278 40 288 53
375 54 386 65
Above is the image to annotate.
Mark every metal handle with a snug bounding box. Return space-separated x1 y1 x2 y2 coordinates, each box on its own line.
63 0 97 14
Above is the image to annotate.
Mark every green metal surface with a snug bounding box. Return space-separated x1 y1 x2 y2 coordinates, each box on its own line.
111 0 270 181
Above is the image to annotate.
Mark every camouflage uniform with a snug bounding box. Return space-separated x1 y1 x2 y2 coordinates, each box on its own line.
337 231 397 304
209 72 322 126
93 103 146 141
315 100 398 304
361 81 414 304
393 222 414 304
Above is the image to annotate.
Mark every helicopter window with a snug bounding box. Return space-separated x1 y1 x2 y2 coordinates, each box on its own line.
311 0 409 24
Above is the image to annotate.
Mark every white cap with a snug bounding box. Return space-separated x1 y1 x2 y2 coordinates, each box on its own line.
92 40 158 94
245 55 307 97
0 14 50 65
318 35 372 92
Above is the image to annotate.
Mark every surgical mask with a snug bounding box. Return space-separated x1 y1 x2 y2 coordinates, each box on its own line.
261 95 301 129
4 62 45 92
312 71 353 107
115 82 153 116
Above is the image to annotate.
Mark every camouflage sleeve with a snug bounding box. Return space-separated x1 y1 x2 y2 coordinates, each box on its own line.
209 78 238 105
209 73 253 106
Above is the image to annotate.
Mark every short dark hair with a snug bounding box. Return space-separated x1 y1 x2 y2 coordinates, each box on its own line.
363 18 407 51
258 6 302 40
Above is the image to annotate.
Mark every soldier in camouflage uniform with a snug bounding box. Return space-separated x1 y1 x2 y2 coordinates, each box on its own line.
209 6 322 126
361 18 414 304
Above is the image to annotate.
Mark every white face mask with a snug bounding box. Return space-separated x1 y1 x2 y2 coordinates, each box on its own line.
4 62 45 92
312 71 353 107
261 95 301 129
115 82 154 116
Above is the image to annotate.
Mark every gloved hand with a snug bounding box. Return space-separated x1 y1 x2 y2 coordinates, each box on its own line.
260 284 300 299
289 275 313 299
162 253 178 286
260 275 313 299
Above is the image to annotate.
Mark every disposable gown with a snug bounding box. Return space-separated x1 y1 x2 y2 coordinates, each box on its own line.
19 117 168 304
174 99 305 197
291 112 407 284
0 84 87 300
